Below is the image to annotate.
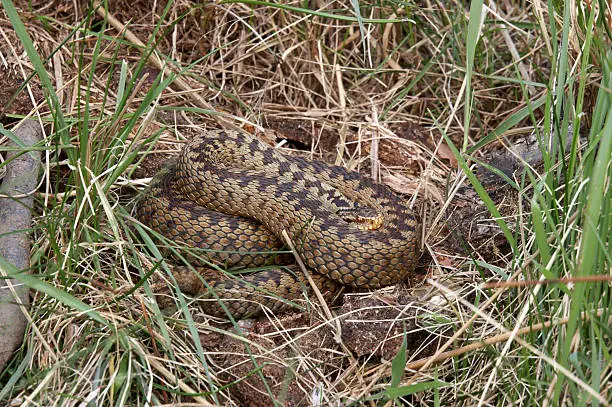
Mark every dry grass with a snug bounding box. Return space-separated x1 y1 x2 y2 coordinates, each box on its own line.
0 0 610 405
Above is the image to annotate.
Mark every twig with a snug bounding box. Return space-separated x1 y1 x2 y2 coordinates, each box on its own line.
405 308 607 370
281 229 342 342
334 64 348 166
369 101 380 181
483 275 612 289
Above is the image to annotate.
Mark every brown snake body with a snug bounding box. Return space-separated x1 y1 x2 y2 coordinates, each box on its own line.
137 130 418 316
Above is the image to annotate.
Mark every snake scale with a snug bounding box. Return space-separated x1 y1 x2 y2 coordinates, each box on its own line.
137 130 419 317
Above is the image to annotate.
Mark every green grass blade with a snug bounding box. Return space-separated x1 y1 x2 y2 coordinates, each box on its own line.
564 59 612 357
468 95 548 154
349 0 367 57
0 256 108 325
463 0 484 151
437 121 517 250
390 333 407 388
1 0 69 156
384 380 445 399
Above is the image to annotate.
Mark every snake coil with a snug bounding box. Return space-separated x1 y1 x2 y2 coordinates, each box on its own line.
137 130 418 316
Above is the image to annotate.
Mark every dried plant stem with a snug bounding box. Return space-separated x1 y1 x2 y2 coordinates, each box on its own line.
405 308 607 371
94 2 245 132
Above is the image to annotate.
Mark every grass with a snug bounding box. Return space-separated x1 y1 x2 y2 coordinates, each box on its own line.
0 0 610 405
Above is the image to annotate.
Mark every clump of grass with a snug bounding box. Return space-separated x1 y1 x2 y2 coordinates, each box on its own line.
0 0 610 405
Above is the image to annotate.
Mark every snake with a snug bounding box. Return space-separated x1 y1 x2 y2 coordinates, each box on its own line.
136 130 419 317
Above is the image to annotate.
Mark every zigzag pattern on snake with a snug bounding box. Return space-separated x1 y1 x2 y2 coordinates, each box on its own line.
136 130 419 317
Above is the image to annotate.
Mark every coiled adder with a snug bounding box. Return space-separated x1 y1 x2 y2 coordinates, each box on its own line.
137 130 418 317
